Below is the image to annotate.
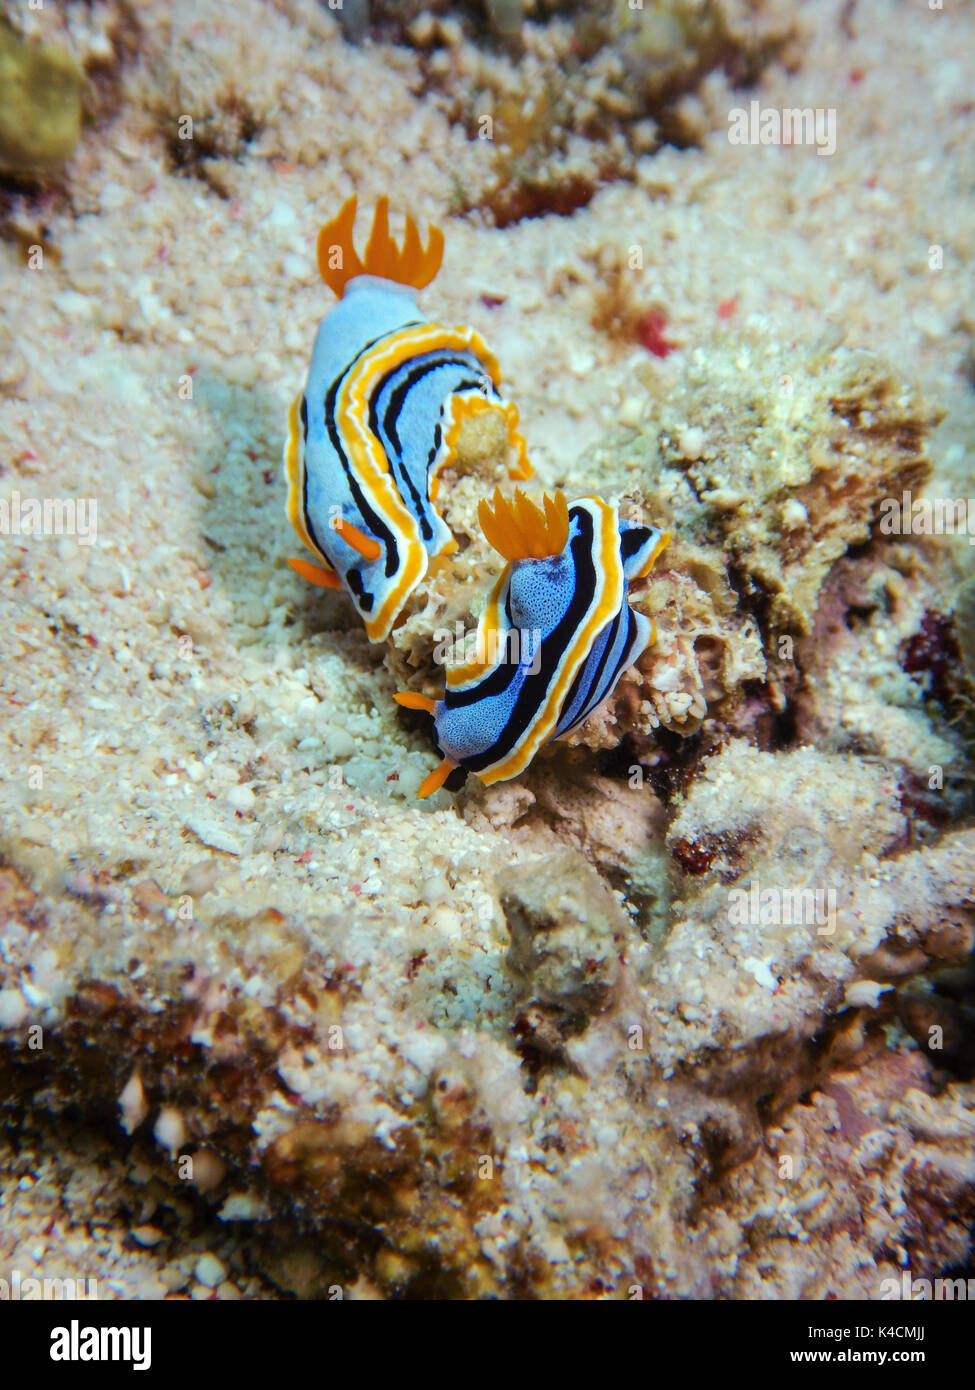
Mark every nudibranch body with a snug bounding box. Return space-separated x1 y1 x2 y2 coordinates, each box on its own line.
285 196 531 642
397 490 669 797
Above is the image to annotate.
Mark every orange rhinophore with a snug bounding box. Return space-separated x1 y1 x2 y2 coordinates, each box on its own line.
316 195 445 299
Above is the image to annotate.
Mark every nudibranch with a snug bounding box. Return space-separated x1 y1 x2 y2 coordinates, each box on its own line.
396 489 670 797
284 195 531 642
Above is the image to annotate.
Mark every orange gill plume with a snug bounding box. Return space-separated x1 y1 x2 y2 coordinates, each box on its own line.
477 487 570 563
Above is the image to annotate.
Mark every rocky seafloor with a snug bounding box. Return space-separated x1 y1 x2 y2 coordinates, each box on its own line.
0 0 973 1299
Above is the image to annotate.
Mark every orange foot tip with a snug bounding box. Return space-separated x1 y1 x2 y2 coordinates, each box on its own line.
417 756 457 799
287 557 342 589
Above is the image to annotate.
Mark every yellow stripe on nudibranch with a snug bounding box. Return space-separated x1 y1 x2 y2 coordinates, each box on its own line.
285 391 320 561
335 321 513 641
350 322 504 396
504 402 532 481
317 195 445 299
636 528 671 578
445 571 508 691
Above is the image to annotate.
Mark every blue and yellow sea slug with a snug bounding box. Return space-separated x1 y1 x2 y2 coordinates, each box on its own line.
396 489 670 797
285 196 531 641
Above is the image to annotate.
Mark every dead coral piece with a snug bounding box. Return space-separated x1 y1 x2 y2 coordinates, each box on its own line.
789 547 967 801
498 848 629 1024
0 25 82 176
136 14 267 189
554 336 938 752
726 1052 975 1298
619 343 939 640
610 0 805 117
653 740 975 1104
666 737 902 896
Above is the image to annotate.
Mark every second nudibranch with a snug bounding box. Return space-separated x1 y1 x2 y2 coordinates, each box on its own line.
285 196 531 642
396 489 670 797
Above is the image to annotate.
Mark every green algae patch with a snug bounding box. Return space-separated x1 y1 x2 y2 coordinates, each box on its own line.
0 26 82 175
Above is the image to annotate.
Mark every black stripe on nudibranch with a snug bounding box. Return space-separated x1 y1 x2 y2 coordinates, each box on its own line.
557 606 625 733
366 355 485 547
345 566 373 611
371 384 433 540
318 326 424 583
303 332 394 570
558 605 637 736
378 355 475 456
367 360 455 543
619 526 648 564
